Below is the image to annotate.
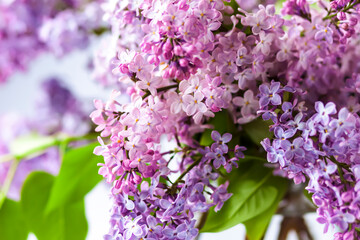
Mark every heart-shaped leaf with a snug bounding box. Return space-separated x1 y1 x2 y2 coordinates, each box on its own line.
21 171 88 240
45 142 103 214
244 176 289 240
0 198 29 240
201 163 278 232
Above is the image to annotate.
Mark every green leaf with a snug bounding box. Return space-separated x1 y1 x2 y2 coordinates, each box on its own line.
243 119 273 146
21 171 88 240
303 189 314 204
10 133 58 159
0 198 29 240
200 110 236 146
201 163 278 232
243 155 267 162
244 176 289 240
45 142 103 214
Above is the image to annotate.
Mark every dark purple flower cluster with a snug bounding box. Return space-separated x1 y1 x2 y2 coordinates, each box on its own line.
259 84 360 239
281 0 311 20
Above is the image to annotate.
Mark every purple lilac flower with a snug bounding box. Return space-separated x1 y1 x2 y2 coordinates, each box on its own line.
259 82 282 108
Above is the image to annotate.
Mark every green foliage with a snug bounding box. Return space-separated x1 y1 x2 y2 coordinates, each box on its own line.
0 140 101 240
199 110 287 235
303 189 314 204
9 133 58 159
243 119 273 146
201 162 288 232
243 176 289 240
45 142 103 214
21 171 88 240
0 198 29 240
200 110 237 147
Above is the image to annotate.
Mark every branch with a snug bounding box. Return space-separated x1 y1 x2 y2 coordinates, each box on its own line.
171 158 202 188
142 84 178 99
323 0 360 20
0 160 19 209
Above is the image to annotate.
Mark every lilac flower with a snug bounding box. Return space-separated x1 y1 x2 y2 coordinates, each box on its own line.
254 31 274 55
317 124 333 143
211 131 232 152
313 101 337 125
236 47 252 66
273 126 296 147
315 25 334 44
287 113 306 132
206 148 226 169
276 41 292 62
176 220 199 239
242 9 271 34
234 145 246 159
183 92 207 116
329 108 355 137
128 54 153 81
234 69 254 90
281 0 310 19
233 90 258 117
123 216 144 239
261 138 286 167
330 210 355 231
251 54 265 76
259 82 282 108
218 51 237 73
211 182 232 212
136 76 161 96
188 183 206 202
146 215 162 238
260 110 278 124
281 137 305 160
280 102 293 122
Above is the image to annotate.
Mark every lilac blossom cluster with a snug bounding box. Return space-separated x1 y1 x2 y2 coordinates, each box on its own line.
259 83 360 239
0 0 106 83
92 0 360 238
0 78 89 200
94 128 245 240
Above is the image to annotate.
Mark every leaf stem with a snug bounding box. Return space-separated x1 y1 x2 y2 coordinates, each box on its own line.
142 84 178 99
328 156 349 191
323 0 360 20
329 156 351 172
0 154 14 163
17 133 98 162
0 160 19 209
171 158 202 188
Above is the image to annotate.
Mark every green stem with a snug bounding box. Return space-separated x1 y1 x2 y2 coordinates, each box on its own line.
338 167 348 191
17 133 98 161
323 0 360 20
329 156 351 172
61 133 99 145
172 158 202 188
142 84 178 99
0 160 19 209
328 156 349 191
0 132 98 209
0 154 14 163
